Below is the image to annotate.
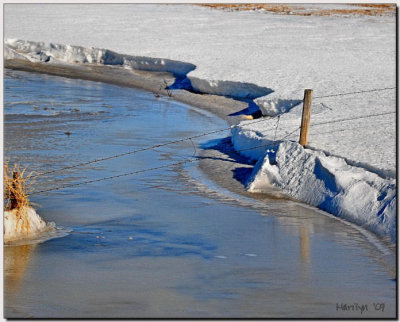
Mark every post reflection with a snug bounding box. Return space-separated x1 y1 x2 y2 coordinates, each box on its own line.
300 224 310 265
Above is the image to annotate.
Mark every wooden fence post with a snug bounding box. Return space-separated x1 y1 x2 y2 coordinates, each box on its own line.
10 171 18 210
299 89 313 147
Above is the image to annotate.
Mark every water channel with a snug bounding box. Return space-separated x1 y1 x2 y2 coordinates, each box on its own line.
4 69 396 318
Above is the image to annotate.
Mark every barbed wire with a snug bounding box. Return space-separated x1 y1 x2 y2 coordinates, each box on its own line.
35 108 389 196
26 85 397 178
258 110 393 139
279 126 301 141
31 115 277 179
28 109 393 195
313 86 396 99
28 125 303 196
28 144 269 196
29 159 197 195
312 120 394 136
30 85 396 179
21 84 397 195
310 111 395 127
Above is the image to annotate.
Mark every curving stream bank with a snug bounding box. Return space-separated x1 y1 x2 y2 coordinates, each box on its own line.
4 69 396 318
5 39 396 244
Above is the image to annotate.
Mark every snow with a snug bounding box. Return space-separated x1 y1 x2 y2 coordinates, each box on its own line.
4 39 196 77
4 4 395 101
232 98 396 175
189 76 272 99
247 141 396 242
4 207 55 243
3 4 396 241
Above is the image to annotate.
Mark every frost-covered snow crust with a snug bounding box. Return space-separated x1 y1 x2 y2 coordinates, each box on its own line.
4 5 396 242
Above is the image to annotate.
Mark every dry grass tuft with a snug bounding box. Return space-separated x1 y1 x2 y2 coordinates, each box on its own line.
4 163 36 232
4 163 36 210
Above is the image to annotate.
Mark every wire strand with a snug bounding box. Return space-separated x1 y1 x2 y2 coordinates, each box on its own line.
313 87 396 99
310 111 395 127
28 85 396 179
24 85 397 194
30 110 391 195
31 116 276 179
29 159 197 195
273 116 281 144
28 127 302 196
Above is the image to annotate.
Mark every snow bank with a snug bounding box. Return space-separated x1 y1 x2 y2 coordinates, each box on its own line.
233 135 396 242
232 112 396 242
189 76 272 100
5 39 196 77
5 38 276 100
255 91 303 117
4 206 55 243
233 94 395 175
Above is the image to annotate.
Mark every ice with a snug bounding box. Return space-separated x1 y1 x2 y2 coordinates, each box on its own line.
215 255 227 259
4 206 56 243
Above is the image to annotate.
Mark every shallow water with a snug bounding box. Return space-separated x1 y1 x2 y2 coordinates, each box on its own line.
4 69 396 318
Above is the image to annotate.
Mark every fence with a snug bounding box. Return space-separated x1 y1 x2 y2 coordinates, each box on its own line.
15 85 395 196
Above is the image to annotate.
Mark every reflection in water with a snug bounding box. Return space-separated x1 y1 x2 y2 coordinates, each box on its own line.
5 244 36 296
300 225 310 265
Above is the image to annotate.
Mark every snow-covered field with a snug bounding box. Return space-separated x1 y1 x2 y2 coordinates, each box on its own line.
3 4 396 241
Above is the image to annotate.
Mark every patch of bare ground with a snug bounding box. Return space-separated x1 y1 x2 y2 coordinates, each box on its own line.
199 3 396 17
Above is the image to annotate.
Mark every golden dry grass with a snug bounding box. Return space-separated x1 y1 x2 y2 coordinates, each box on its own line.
199 4 396 17
306 8 395 17
3 163 36 232
4 163 34 210
351 3 396 8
